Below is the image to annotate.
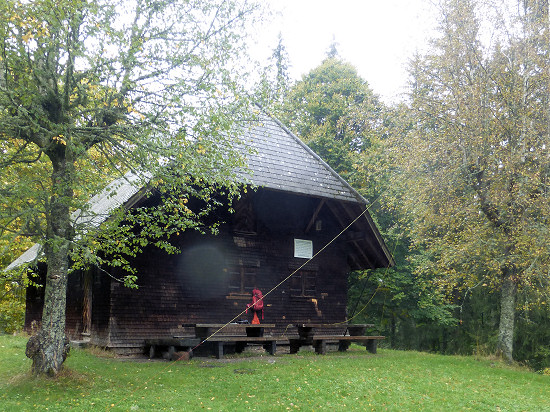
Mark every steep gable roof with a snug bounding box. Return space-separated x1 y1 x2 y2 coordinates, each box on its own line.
241 113 364 203
241 113 393 270
5 111 394 271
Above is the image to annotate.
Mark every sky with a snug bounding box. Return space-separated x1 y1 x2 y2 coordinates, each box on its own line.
250 0 440 104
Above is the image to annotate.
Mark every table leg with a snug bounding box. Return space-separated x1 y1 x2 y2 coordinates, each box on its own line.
214 342 224 359
289 339 301 354
366 339 378 354
314 340 327 355
264 341 277 355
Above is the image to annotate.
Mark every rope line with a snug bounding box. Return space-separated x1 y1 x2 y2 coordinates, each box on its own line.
190 201 376 350
111 197 383 409
347 236 399 324
318 234 399 328
377 235 401 331
345 287 381 323
348 273 372 320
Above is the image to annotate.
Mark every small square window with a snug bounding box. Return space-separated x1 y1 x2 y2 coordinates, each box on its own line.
294 239 313 259
229 266 257 294
290 270 316 297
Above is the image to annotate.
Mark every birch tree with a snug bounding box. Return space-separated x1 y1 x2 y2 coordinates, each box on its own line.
400 0 550 362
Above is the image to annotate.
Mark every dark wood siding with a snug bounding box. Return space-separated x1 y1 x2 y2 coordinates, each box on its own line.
24 264 46 333
25 189 356 353
103 230 349 351
101 189 352 351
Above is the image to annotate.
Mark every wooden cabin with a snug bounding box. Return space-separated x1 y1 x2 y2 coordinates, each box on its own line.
16 113 394 355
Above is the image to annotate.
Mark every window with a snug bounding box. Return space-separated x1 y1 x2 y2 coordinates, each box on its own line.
232 196 256 234
290 270 316 297
228 262 257 295
294 239 313 259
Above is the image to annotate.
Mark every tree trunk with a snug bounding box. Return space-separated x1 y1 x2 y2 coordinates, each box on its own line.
26 155 73 376
390 314 396 349
497 276 517 363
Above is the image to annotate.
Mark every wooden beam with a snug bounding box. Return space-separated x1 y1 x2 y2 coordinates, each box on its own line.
340 201 395 268
347 252 362 269
338 203 382 268
342 231 368 242
305 199 325 233
326 201 375 269
325 200 347 228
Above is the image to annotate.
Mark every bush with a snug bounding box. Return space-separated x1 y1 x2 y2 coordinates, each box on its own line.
0 272 26 334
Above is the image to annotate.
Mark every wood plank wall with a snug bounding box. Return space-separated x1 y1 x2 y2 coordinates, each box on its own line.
103 229 350 352
25 190 360 354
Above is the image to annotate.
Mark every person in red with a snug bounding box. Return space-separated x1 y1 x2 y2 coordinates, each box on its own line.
246 288 264 324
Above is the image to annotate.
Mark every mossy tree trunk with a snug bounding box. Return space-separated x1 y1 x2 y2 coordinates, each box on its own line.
2 0 259 377
26 153 73 376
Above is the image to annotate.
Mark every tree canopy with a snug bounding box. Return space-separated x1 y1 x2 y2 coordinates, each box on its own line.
0 0 260 375
396 0 550 362
281 57 384 183
278 56 457 352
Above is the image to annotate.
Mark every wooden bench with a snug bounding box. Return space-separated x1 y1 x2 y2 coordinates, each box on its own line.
294 323 375 339
311 335 385 355
184 323 275 339
289 323 383 355
179 323 278 359
205 336 284 359
145 337 201 360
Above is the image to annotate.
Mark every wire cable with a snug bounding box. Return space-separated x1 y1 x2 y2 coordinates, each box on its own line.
110 197 385 409
190 201 376 350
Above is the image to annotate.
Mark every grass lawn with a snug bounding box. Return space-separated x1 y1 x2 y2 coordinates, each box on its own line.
1 334 549 411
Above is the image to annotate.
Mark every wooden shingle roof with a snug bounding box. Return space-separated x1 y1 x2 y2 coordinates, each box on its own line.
241 114 363 203
240 112 393 270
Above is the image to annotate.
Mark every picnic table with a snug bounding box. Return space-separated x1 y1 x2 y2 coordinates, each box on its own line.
146 324 277 360
187 323 276 339
290 323 384 355
182 323 278 359
146 323 384 360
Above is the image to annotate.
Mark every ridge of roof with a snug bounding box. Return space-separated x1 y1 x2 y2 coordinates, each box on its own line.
268 112 369 205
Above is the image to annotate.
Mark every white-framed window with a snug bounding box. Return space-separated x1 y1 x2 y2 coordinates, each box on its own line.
294 239 313 259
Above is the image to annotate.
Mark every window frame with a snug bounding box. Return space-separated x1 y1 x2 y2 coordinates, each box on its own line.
290 269 317 298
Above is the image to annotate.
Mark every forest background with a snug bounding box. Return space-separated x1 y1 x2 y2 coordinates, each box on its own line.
1 0 550 372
